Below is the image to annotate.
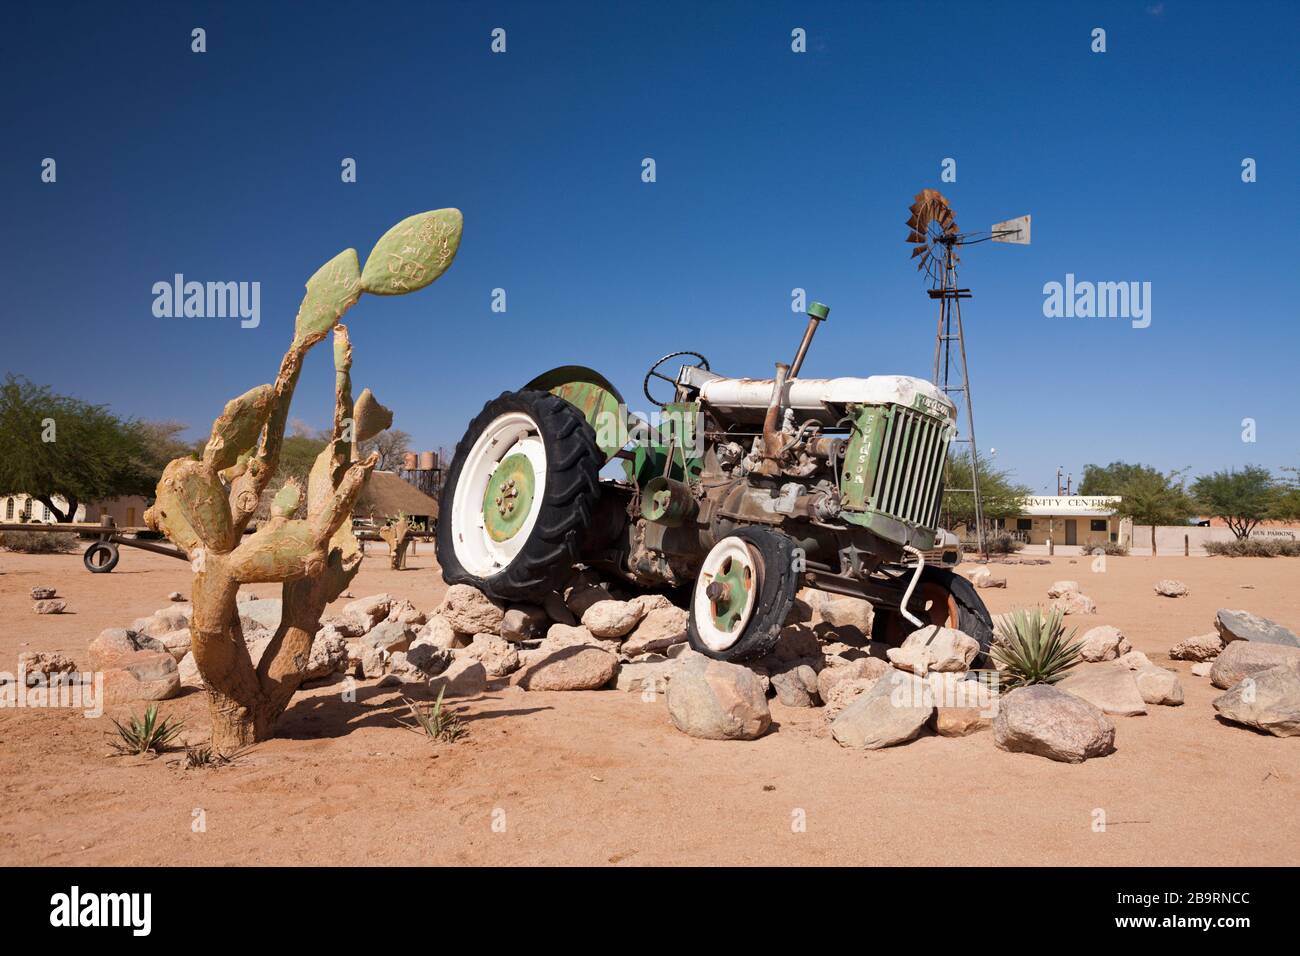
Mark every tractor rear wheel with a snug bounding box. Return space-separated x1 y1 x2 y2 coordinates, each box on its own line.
686 527 797 663
437 389 603 603
872 565 994 665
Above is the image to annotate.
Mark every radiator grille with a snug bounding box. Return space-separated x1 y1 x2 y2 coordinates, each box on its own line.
869 407 949 529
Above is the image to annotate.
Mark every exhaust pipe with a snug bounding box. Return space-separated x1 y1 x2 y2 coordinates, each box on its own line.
757 362 790 476
789 301 829 377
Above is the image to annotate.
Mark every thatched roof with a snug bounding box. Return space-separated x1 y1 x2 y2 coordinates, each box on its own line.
355 471 440 523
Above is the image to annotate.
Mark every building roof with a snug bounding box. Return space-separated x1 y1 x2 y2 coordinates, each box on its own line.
355 470 440 522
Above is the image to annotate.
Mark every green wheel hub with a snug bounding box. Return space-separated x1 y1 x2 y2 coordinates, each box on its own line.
707 555 753 632
482 452 536 542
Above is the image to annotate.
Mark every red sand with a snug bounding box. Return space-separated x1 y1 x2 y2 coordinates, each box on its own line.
0 545 1296 866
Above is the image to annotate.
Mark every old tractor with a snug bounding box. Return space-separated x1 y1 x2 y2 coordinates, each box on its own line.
436 303 992 663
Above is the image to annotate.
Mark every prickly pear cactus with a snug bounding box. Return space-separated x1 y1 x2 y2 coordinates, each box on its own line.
145 209 463 749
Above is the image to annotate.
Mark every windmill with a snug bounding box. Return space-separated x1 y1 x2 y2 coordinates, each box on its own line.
906 189 1029 554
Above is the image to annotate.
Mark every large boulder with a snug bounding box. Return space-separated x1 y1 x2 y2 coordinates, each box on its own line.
1057 661 1147 716
622 606 688 657
102 653 181 704
88 628 167 671
929 672 998 736
829 669 933 749
1154 579 1188 598
1078 625 1131 662
993 685 1116 763
1212 660 1300 737
666 658 771 740
581 600 645 639
30 586 57 600
1051 592 1097 616
1119 652 1183 706
1214 609 1300 648
462 633 521 678
33 599 66 614
817 656 890 702
564 577 615 618
518 645 618 691
614 659 675 694
768 623 823 662
437 585 505 635
1047 580 1080 598
426 657 487 698
500 604 548 643
154 627 192 661
769 663 820 707
1170 632 1224 662
18 651 77 685
130 605 193 638
822 678 877 719
338 593 394 630
304 630 349 681
360 619 416 654
177 651 202 689
414 615 466 650
237 598 283 635
820 596 874 638
886 626 979 675
1210 640 1300 689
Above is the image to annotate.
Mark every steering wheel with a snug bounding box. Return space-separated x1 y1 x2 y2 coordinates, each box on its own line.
643 351 711 408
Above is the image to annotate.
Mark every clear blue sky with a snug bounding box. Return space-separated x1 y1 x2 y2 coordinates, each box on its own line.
3 0 1297 494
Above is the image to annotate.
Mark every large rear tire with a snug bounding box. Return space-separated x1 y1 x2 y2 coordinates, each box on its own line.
872 565 994 666
686 527 797 663
437 389 603 603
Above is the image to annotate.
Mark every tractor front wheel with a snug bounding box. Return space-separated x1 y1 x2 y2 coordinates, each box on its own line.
686 527 797 663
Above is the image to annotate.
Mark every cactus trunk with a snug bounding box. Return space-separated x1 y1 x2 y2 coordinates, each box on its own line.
144 210 463 750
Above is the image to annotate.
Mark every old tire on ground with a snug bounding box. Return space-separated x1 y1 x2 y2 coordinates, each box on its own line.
437 389 603 603
687 527 797 663
872 565 994 666
84 541 120 573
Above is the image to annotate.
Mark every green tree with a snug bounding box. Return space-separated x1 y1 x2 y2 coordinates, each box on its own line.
0 375 156 521
1113 468 1194 555
1273 467 1300 522
941 450 1031 534
1078 461 1160 495
1191 466 1278 539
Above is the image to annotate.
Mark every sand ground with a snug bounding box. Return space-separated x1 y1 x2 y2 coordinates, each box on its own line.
0 542 1296 866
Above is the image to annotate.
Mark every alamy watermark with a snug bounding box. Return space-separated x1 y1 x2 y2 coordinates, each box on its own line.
152 274 260 328
1043 274 1151 329
0 666 103 718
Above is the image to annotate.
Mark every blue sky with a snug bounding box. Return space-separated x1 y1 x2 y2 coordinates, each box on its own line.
3 0 1297 494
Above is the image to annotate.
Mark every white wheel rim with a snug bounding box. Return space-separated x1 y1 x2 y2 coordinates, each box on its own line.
693 537 760 652
449 411 547 577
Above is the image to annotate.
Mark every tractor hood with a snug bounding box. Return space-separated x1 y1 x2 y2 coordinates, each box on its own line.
697 374 956 425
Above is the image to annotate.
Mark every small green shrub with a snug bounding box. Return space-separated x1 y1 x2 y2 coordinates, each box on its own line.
399 689 466 743
109 704 185 755
986 534 1024 554
1204 538 1300 557
0 530 76 554
990 607 1084 689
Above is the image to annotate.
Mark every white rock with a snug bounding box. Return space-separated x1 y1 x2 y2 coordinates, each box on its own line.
886 625 979 675
1079 625 1131 662
581 599 645 639
437 584 505 635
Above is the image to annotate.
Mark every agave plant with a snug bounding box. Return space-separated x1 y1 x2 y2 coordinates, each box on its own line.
109 704 185 755
989 607 1084 689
